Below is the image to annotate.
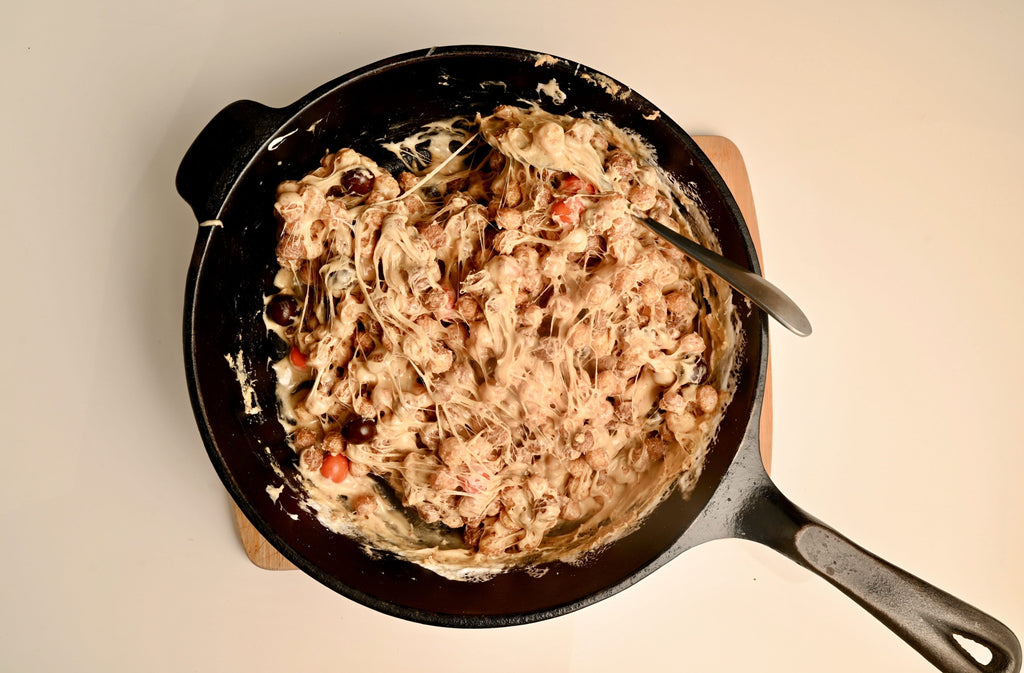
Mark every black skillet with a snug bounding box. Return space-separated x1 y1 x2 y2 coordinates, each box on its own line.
177 45 1020 673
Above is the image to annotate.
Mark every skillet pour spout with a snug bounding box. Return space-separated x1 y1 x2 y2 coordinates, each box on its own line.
177 45 1020 671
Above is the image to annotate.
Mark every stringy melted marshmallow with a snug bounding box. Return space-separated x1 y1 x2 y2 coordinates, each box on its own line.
266 105 740 580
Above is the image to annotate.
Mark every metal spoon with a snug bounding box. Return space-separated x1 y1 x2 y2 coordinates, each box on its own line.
637 216 812 337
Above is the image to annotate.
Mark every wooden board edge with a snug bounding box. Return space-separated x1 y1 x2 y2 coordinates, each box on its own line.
233 502 295 570
692 136 773 473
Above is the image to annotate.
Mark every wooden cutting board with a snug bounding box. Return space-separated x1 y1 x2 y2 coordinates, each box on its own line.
233 136 773 570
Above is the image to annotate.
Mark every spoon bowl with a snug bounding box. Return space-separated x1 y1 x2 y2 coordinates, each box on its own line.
637 215 812 337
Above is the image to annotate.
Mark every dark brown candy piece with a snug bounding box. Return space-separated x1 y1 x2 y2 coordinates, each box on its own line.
342 417 377 444
267 294 300 325
342 168 374 195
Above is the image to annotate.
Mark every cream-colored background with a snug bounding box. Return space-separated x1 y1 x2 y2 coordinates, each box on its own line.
3 2 1022 672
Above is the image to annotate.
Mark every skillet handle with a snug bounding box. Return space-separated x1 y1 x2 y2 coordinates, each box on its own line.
175 99 288 223
736 477 1022 673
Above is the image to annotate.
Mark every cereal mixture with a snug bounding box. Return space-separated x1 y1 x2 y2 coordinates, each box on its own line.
265 105 739 578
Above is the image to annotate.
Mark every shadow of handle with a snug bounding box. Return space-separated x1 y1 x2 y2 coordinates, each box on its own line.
175 99 287 223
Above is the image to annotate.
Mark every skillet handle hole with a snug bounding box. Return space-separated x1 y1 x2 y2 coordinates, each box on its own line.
953 633 994 667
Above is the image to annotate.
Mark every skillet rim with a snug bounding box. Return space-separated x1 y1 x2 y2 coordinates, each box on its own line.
180 43 767 627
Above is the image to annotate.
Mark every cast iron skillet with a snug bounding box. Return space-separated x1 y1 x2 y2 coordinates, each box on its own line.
177 45 1020 673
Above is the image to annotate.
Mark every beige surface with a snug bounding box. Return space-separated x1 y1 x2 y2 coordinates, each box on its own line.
2 2 1022 672
234 135 774 571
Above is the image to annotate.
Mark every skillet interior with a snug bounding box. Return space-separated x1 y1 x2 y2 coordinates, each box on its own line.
181 45 766 626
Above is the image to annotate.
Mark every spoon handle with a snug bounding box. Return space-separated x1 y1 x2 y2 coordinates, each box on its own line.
638 217 812 337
